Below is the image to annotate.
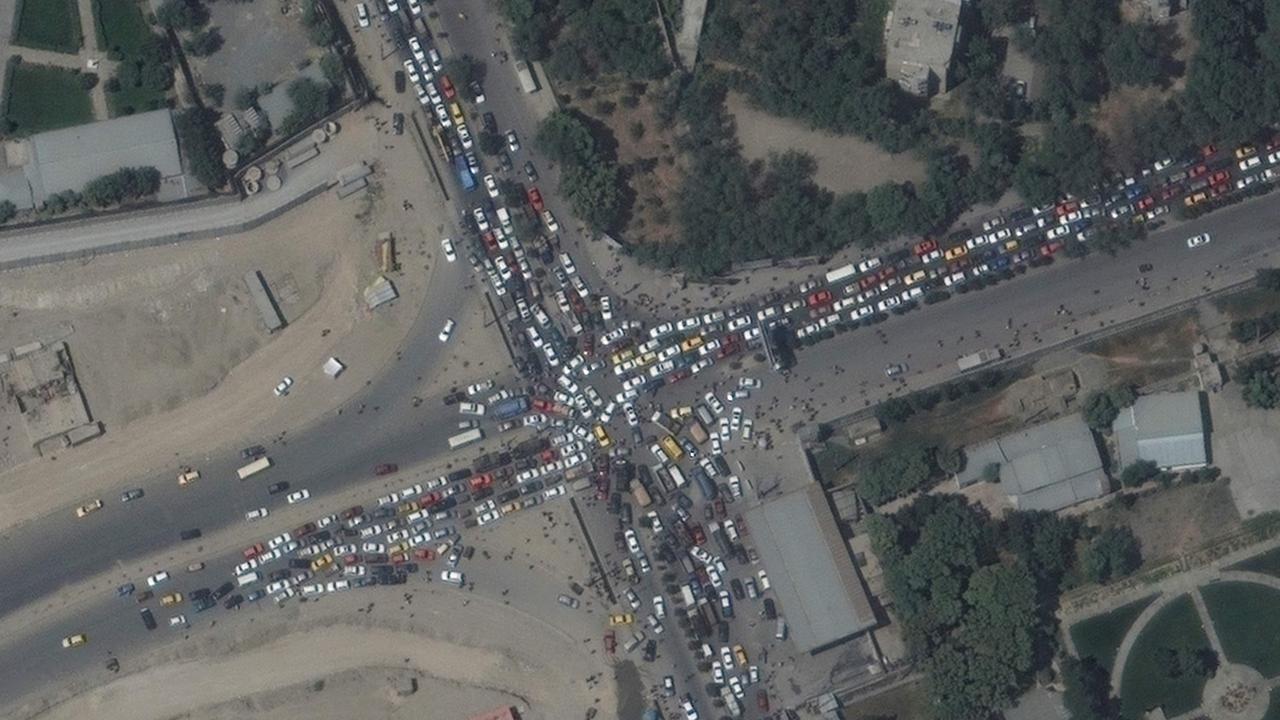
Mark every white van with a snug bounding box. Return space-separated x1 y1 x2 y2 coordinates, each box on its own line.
440 570 465 586
236 571 261 587
775 617 787 640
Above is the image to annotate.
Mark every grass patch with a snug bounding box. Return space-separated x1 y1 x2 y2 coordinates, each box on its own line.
14 0 84 53
1081 310 1197 387
1265 687 1280 720
1230 546 1280 579
1070 594 1157 673
3 61 93 135
1202 581 1280 677
1214 286 1280 321
1119 594 1212 719
92 0 153 56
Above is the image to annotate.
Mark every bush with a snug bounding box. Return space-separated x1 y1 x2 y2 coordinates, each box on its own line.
173 107 228 188
82 166 162 207
1082 385 1136 432
80 72 99 90
183 27 223 57
0 199 16 224
1082 526 1142 583
156 0 209 31
204 82 225 107
856 445 938 506
1119 459 1161 488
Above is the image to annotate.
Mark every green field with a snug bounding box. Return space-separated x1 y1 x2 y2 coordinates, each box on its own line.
1070 595 1156 673
13 0 84 53
3 62 93 135
1229 546 1280 579
92 0 153 56
1119 594 1213 719
1202 581 1280 677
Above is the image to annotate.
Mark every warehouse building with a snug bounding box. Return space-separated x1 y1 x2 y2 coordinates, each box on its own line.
744 482 878 654
956 413 1108 512
1112 391 1208 470
0 109 193 210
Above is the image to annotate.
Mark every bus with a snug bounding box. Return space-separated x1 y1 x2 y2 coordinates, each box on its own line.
659 435 684 462
448 428 484 449
237 457 272 480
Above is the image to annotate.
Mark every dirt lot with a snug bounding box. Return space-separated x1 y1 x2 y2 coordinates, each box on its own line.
725 92 927 194
1091 479 1241 562
190 0 316 101
1079 310 1199 388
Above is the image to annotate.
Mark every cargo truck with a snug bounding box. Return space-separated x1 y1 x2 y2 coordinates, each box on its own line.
454 155 476 191
491 395 530 421
692 466 717 500
237 457 272 480
632 483 652 508
824 263 857 286
514 60 539 93
688 420 708 444
957 347 1004 372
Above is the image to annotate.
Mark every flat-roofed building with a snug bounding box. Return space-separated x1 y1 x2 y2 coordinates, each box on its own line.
1113 391 1208 470
884 0 964 96
956 413 1108 512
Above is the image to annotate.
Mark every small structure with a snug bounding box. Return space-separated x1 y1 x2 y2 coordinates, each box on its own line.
1112 391 1208 470
956 414 1107 511
243 270 285 332
883 0 964 96
0 341 101 453
363 275 398 310
744 482 878 654
322 357 345 378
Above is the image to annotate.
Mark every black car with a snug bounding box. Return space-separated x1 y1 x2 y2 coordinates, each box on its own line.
392 112 404 135
241 445 266 460
373 506 397 519
730 578 746 600
482 112 498 134
224 594 244 610
190 587 211 599
675 492 693 511
267 481 289 495
394 70 406 94
120 488 144 502
288 558 311 569
643 639 657 662
498 151 513 172
269 568 291 582
718 621 730 643
179 528 201 541
762 597 777 620
193 596 216 612
447 468 472 482
139 607 157 630
523 161 538 181
212 582 234 600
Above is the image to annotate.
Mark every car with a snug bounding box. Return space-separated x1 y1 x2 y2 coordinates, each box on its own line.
884 363 906 377
459 401 486 416
286 489 311 504
526 187 545 214
682 695 699 720
168 614 187 628
160 591 184 607
267 481 289 495
505 130 520 153
738 377 762 389
273 376 294 396
441 237 457 262
75 499 104 518
609 613 635 626
542 210 559 232
1187 233 1212 248
408 37 426 65
146 571 170 587
426 47 444 73
439 318 456 343
468 80 485 103
116 582 135 597
557 594 580 609
354 2 370 26
245 507 269 521
61 633 87 648
440 569 465 586
483 174 499 199
523 161 538 181
663 676 676 697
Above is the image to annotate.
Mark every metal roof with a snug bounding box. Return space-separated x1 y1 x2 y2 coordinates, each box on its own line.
1113 391 1207 470
24 109 183 205
743 483 876 653
955 413 1107 511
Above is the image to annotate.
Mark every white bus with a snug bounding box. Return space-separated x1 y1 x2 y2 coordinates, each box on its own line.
236 457 272 480
448 428 484 449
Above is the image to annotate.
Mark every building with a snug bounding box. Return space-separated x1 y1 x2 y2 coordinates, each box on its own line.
744 483 878 654
0 109 193 210
956 414 1108 512
883 0 964 96
1112 391 1208 470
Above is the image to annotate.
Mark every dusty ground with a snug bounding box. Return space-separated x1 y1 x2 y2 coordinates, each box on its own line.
725 92 928 194
1091 479 1240 562
1210 388 1280 519
1079 310 1199 388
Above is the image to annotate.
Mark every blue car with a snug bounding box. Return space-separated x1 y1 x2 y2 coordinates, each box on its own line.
116 582 135 597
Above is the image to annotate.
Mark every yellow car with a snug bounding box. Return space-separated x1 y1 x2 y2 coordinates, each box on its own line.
1003 239 1020 253
903 270 927 287
74 499 104 518
1236 144 1257 159
733 643 749 666
636 351 657 368
944 245 967 261
680 336 705 352
659 435 684 462
1184 191 1208 207
310 553 334 572
61 634 87 649
609 348 635 366
160 592 184 607
594 425 612 448
177 469 200 486
608 613 635 626
449 102 465 125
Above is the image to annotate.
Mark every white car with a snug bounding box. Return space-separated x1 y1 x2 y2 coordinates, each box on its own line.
408 37 426 65
169 614 187 628
245 507 269 522
471 207 490 232
1186 233 1212 248
440 237 456 262
730 406 743 430
704 392 724 415
355 2 370 27
506 130 520 152
459 402 486 416
438 318 456 343
402 59 420 86
286 489 311 504
466 380 494 395
738 377 762 389
542 210 559 232
406 0 421 13
273 376 293 396
385 0 398 11
440 570 465 586
456 122 473 150
483 174 499 199
427 48 443 73
146 571 170 587
682 696 699 720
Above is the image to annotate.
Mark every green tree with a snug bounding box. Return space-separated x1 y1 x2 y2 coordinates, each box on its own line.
1002 511 1080 589
856 445 936 506
156 0 209 31
1082 526 1142 583
82 167 162 207
1239 354 1280 409
320 52 345 89
174 107 228 189
277 77 338 137
443 55 483 99
1082 385 1135 432
1061 656 1119 720
478 131 505 156
1257 268 1280 291
865 183 912 238
1103 23 1166 87
874 396 915 424
1014 122 1108 205
535 111 596 166
0 199 16 224
183 27 223 57
1119 459 1160 488
563 161 622 231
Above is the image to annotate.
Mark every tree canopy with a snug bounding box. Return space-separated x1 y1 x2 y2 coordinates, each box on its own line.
534 110 625 233
1082 526 1143 583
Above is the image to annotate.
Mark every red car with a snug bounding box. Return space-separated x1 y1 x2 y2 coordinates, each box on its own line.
757 690 770 711
439 75 455 99
1209 169 1231 186
806 289 833 308
858 275 878 290
604 631 617 655
374 463 398 476
414 548 436 560
532 397 554 413
1189 163 1208 178
1158 185 1181 201
1201 143 1217 157
1041 241 1064 256
242 543 265 560
293 522 316 537
341 505 364 520
1136 196 1155 211
527 187 545 213
913 238 938 256
343 553 361 565
1055 200 1079 217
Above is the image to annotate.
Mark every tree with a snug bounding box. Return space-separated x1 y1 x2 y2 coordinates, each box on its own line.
1258 268 1280 291
156 0 209 31
1119 459 1161 488
1082 526 1142 583
856 445 936 505
277 77 338 137
535 111 596 166
874 397 915 424
1082 385 1136 432
1014 122 1108 205
0 199 16 224
1002 511 1080 589
174 107 228 189
82 167 162 207
1239 354 1280 409
234 86 258 110
1103 23 1166 88
320 52 345 89
865 183 912 238
204 82 225 107
183 27 223 57
1061 656 1119 720
563 161 622 231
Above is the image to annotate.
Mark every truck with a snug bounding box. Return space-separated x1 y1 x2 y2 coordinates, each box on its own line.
237 457 272 480
454 154 476 191
514 60 539 93
688 420 709 445
667 464 687 488
680 584 696 609
692 466 717 501
824 263 857 286
491 395 531 421
632 483 652 509
957 347 1004 372
448 428 484 449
